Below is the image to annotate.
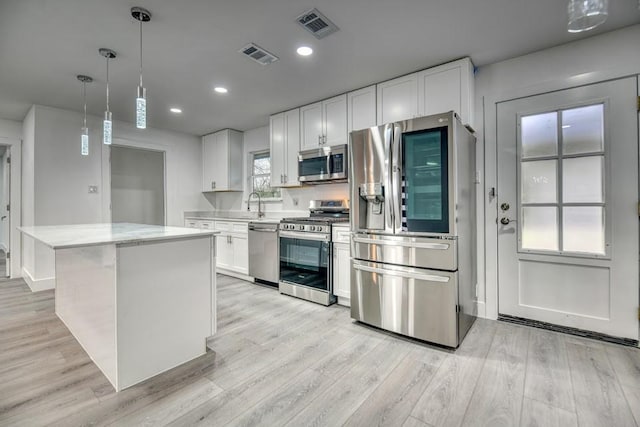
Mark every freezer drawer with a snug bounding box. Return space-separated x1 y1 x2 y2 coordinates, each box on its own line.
350 259 458 347
351 234 457 271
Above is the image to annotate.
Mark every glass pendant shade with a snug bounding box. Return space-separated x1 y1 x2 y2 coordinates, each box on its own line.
136 85 146 129
103 111 112 145
568 0 608 33
81 127 89 156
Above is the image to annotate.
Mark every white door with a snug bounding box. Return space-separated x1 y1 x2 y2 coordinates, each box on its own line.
284 108 300 186
376 73 418 124
497 77 639 340
300 102 323 150
322 94 347 147
269 112 285 188
1 150 9 278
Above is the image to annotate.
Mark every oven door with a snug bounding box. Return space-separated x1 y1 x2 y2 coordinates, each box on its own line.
279 231 331 292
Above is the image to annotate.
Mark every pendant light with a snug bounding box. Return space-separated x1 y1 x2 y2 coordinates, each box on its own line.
131 7 151 130
77 75 93 156
99 48 117 145
567 0 608 33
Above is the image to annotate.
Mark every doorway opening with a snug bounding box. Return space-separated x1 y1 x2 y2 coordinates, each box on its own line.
0 145 10 279
110 145 166 226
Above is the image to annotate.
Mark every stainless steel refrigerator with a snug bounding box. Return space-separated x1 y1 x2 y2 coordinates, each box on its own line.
349 111 477 348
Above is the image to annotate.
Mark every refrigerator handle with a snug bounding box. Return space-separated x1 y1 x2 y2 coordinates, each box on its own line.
390 123 403 232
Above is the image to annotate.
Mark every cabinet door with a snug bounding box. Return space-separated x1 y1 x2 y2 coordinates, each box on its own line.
232 235 249 274
322 94 347 147
418 58 473 125
202 134 217 191
216 234 233 270
300 102 323 150
213 130 230 190
284 108 300 186
376 73 418 124
333 243 350 304
270 113 286 187
348 85 377 133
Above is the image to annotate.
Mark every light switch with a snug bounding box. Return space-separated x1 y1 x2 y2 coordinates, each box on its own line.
88 186 99 194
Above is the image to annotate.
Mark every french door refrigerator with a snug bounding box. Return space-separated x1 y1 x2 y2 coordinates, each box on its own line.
349 111 477 347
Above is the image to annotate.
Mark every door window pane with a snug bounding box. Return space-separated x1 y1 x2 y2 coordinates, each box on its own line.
562 104 604 155
563 156 604 203
521 160 557 203
402 127 449 233
563 207 605 254
522 207 558 251
521 112 558 158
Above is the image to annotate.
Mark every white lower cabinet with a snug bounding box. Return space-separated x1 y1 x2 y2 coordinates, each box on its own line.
214 221 249 276
332 226 351 306
184 219 249 276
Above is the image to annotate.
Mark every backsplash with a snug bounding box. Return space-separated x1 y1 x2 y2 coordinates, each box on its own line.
207 182 349 213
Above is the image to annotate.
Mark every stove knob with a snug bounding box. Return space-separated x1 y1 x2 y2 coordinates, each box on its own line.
310 226 316 231
300 225 305 231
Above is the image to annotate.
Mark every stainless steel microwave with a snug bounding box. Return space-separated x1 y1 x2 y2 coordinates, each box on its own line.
298 144 348 184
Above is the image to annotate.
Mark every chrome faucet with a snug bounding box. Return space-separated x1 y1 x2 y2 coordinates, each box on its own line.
247 191 264 218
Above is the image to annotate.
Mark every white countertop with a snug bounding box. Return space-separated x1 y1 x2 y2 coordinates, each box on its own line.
186 216 282 224
19 223 218 249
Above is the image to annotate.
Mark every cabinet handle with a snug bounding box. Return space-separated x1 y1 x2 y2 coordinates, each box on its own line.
284 174 287 183
280 174 284 184
318 135 322 145
323 135 327 145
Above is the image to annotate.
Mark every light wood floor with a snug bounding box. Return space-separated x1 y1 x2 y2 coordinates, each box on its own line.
1 275 639 426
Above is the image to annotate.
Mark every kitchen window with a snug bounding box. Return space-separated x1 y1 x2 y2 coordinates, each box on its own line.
251 150 281 200
518 103 607 257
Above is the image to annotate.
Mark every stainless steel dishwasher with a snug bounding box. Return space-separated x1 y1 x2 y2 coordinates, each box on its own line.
248 222 279 286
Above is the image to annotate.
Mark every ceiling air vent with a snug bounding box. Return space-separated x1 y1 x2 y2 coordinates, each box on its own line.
239 43 279 65
296 8 339 39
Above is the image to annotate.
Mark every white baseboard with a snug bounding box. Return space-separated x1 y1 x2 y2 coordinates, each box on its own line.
22 267 55 292
476 300 491 319
217 268 253 282
337 297 350 307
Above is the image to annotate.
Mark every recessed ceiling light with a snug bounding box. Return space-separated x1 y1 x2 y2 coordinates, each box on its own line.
170 107 182 114
297 46 313 56
214 87 228 94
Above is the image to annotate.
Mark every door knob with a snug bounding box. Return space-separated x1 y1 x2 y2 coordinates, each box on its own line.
500 217 516 225
500 203 510 211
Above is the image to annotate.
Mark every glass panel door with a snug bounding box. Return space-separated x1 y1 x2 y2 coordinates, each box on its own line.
279 237 330 291
401 127 449 233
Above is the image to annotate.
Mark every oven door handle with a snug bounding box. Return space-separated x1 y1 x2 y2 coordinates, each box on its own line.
353 264 450 282
352 236 450 250
279 231 330 242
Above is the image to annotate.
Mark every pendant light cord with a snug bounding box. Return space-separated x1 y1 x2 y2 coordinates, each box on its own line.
139 20 143 87
82 82 87 128
106 57 110 113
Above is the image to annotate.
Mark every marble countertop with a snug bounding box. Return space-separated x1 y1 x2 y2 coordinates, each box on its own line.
19 223 219 249
184 210 307 223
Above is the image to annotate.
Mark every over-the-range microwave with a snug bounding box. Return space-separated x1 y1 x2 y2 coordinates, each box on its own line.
298 144 348 184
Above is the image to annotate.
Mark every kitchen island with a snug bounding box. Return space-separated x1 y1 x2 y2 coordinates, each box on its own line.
18 223 218 391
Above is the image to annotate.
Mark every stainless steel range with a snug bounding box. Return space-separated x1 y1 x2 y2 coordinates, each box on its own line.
279 200 349 306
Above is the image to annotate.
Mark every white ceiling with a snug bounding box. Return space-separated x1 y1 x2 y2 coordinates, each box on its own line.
0 0 639 136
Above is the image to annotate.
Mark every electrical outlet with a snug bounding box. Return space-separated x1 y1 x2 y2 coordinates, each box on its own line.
88 186 98 194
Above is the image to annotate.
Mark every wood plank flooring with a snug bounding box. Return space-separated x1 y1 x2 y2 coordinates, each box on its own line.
1 275 639 426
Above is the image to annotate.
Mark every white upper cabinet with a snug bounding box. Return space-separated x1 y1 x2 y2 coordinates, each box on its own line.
270 108 301 188
376 73 418 124
322 94 348 147
301 95 347 150
202 129 243 192
347 85 377 133
418 57 474 126
301 102 323 150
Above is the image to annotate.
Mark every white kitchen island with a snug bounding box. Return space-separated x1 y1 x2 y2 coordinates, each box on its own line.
18 223 218 391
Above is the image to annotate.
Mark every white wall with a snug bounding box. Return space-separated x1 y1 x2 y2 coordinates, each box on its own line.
0 152 6 252
475 24 640 319
21 105 209 290
0 119 21 139
210 125 349 214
